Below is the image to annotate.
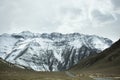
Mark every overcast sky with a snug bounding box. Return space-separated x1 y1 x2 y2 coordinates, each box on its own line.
0 0 120 41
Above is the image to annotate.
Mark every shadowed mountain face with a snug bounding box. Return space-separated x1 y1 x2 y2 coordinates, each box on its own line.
0 31 112 71
70 39 120 74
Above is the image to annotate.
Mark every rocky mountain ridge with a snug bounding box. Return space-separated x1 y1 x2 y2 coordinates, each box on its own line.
0 31 112 71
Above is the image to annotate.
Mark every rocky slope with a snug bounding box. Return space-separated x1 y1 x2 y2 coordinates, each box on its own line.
70 39 120 74
0 31 112 71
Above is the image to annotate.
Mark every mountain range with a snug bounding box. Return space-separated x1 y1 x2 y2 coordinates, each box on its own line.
0 31 112 71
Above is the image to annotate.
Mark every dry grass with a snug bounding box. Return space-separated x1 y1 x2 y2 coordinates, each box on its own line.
0 71 94 80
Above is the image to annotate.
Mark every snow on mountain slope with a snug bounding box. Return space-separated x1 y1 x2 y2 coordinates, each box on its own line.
0 33 18 59
0 31 113 71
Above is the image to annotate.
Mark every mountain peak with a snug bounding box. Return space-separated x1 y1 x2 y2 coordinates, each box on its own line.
20 31 33 34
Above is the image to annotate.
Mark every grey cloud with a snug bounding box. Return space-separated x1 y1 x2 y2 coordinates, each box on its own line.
61 7 81 15
91 10 115 23
110 14 120 28
60 7 82 20
0 0 16 33
111 0 120 8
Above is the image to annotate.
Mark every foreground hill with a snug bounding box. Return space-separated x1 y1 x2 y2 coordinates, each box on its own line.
70 39 120 75
0 58 93 80
0 58 30 72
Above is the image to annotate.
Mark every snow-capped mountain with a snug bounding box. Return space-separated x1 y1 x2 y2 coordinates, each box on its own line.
0 31 112 71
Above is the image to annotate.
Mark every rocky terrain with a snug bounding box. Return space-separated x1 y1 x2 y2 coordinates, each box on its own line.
0 31 112 71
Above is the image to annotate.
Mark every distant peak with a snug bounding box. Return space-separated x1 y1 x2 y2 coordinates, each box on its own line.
50 32 63 37
20 31 33 34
